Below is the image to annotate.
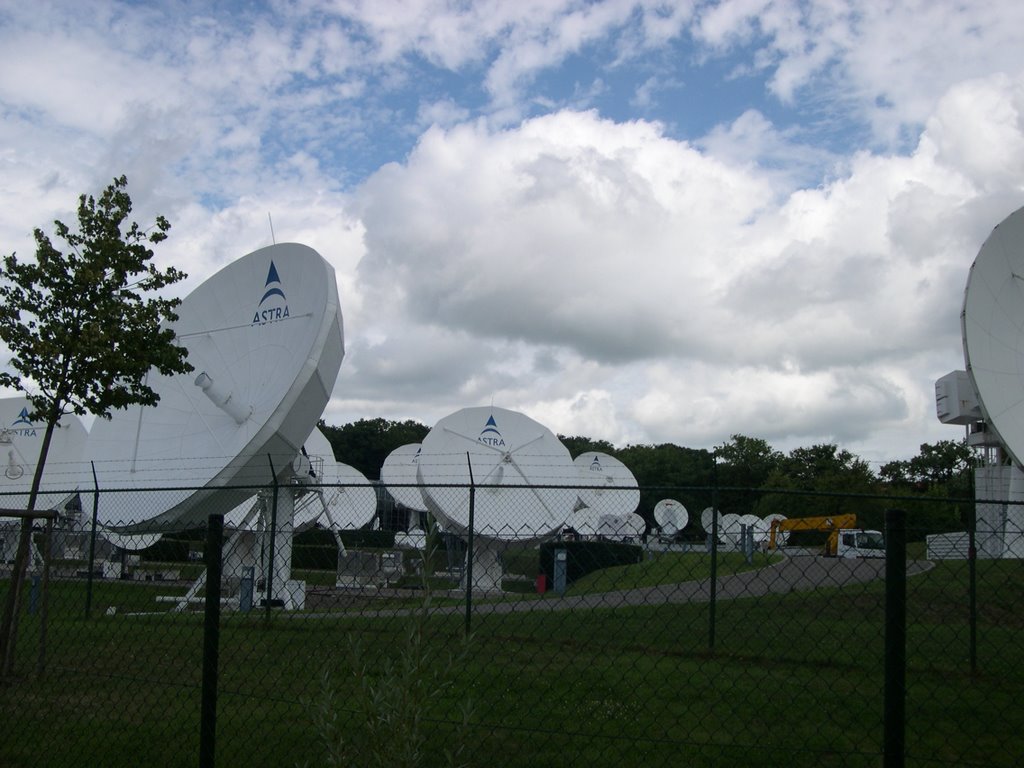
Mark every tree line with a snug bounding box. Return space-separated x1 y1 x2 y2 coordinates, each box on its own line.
321 418 975 536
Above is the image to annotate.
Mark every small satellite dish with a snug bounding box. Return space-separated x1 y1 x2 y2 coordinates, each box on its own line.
0 397 88 507
84 243 344 532
598 512 646 541
762 513 788 545
653 499 688 535
700 506 722 533
381 443 428 512
720 513 742 545
573 452 640 516
564 507 602 537
738 513 761 535
416 406 578 540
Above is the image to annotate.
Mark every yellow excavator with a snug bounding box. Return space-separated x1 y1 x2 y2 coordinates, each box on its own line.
767 514 885 557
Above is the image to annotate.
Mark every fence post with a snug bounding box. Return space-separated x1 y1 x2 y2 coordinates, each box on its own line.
464 453 475 638
85 462 100 620
884 508 906 768
199 513 224 768
708 453 719 651
36 515 52 680
266 456 278 619
968 504 978 676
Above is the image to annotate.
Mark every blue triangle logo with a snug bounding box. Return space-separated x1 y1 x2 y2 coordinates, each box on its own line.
259 260 287 306
265 261 281 287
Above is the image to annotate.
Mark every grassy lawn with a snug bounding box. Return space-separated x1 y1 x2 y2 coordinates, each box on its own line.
0 554 1020 767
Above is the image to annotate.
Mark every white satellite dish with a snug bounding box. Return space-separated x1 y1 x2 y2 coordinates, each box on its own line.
0 397 88 508
597 512 646 542
700 506 722 533
961 207 1024 558
381 443 428 512
416 406 578 541
720 513 742 546
763 513 788 545
564 507 603 537
962 207 1024 464
738 513 761 534
84 243 344 532
573 452 640 516
294 427 376 531
653 499 688 535
310 461 377 530
97 527 162 552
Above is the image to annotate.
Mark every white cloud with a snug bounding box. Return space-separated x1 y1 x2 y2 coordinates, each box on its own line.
692 0 1024 147
5 0 1024 468
348 70 1024 458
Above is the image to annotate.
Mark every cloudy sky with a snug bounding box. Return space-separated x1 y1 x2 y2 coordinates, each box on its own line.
2 0 1024 469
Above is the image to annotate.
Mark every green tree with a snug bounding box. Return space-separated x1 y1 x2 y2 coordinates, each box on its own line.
879 439 974 536
616 443 714 530
320 418 430 480
557 434 615 458
756 444 883 531
713 434 784 517
0 175 191 677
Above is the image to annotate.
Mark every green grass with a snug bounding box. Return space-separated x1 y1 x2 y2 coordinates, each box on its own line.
1 555 1021 767
566 550 779 593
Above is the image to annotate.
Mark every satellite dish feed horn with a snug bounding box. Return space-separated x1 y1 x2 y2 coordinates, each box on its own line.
195 372 253 424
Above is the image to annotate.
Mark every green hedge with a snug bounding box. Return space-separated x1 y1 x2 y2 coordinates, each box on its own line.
539 540 643 588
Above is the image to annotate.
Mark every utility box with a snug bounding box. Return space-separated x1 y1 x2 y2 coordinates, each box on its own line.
239 566 254 612
553 549 567 594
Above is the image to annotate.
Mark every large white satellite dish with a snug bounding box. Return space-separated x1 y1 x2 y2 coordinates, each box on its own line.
97 527 162 552
381 443 428 512
85 243 344 532
416 406 578 540
962 207 1024 464
961 206 1024 558
573 451 640 516
0 397 88 508
653 499 688 535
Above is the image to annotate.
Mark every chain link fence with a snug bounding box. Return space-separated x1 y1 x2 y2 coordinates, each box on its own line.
1 479 1021 767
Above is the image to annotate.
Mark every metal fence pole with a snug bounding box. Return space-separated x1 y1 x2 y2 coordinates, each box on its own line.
199 513 224 768
968 503 978 675
709 453 719 651
36 516 52 680
85 462 100 620
465 453 475 637
266 456 278 619
884 507 906 768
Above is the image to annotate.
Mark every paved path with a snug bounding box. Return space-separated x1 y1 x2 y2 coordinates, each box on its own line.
303 555 932 620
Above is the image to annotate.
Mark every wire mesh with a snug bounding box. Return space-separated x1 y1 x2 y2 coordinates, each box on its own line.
0 480 1020 767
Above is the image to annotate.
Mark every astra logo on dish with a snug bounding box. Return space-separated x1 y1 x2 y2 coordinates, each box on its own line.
9 407 38 436
251 261 291 325
589 456 603 472
478 415 506 447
